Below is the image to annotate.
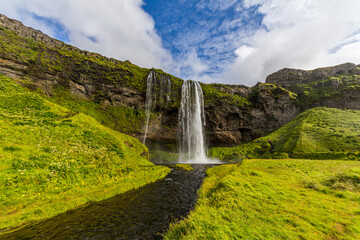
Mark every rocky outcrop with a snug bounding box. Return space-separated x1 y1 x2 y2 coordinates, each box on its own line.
0 14 152 105
0 14 65 49
0 13 106 58
266 63 360 87
266 63 360 111
204 83 299 146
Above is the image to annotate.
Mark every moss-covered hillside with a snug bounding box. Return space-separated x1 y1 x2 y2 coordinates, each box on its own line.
210 107 360 161
266 63 360 111
1 13 360 148
0 74 170 232
0 25 146 90
0 22 184 134
291 74 360 110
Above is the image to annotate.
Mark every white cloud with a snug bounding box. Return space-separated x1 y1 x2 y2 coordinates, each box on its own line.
234 45 256 60
172 49 209 81
0 0 172 70
1 0 360 86
225 0 360 86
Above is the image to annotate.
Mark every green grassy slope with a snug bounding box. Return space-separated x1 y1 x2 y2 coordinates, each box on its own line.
165 160 360 239
0 74 170 232
0 25 184 135
49 86 147 134
210 107 360 161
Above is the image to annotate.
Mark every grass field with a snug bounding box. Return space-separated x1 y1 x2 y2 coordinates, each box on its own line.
209 107 360 161
0 74 170 232
165 159 360 239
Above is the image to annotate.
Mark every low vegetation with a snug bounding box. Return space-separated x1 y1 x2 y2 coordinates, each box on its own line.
149 150 179 164
165 159 360 239
201 83 250 107
49 85 146 134
0 26 150 91
290 75 360 109
209 107 360 161
250 83 298 100
174 164 193 171
0 25 188 136
0 74 170 232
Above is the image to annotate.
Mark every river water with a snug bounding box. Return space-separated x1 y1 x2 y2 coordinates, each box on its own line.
3 165 216 240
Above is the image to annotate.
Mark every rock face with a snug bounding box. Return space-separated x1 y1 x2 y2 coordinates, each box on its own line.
0 13 146 108
203 83 299 146
0 14 63 48
0 13 359 149
266 63 360 111
0 13 93 52
266 63 360 87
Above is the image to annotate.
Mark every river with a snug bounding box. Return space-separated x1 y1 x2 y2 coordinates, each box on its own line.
3 165 217 240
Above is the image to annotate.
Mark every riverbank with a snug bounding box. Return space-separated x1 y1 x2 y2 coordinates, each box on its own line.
165 159 360 239
2 165 209 239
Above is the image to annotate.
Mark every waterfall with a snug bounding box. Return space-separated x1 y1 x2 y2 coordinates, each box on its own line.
178 80 208 163
166 77 172 102
143 70 155 145
142 70 172 145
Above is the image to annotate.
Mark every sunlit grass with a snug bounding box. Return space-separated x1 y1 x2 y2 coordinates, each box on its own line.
165 159 360 239
0 74 170 232
174 164 193 171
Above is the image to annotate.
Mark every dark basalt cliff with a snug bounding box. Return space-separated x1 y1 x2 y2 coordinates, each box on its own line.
0 13 359 149
202 83 299 146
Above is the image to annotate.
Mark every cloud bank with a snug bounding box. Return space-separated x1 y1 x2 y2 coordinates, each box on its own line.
0 0 171 70
225 0 360 85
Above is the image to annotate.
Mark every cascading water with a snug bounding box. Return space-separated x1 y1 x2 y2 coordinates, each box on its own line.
143 70 155 145
143 74 219 163
166 77 172 102
142 70 172 145
178 80 208 163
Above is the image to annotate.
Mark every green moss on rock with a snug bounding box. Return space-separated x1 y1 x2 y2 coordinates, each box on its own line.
202 83 250 107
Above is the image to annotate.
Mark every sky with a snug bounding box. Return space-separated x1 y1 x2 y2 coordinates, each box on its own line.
1 0 360 86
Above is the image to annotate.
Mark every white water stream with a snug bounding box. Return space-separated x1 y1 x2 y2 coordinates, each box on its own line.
142 70 155 145
143 73 219 163
178 80 210 163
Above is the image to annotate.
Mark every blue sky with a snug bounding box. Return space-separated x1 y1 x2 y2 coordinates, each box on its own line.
29 12 70 43
142 0 264 80
1 0 360 85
